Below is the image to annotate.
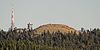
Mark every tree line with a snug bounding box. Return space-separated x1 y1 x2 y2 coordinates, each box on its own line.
0 28 100 50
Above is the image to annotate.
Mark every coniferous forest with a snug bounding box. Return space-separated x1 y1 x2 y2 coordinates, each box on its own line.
0 28 100 50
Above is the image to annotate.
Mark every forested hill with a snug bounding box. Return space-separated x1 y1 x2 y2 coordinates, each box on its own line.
0 27 100 50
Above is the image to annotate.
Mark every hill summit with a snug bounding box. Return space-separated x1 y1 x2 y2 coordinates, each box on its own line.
33 24 79 34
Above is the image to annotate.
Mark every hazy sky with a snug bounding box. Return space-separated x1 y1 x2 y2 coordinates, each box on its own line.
0 0 100 31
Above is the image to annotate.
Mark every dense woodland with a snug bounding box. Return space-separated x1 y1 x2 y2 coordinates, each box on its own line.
0 28 100 50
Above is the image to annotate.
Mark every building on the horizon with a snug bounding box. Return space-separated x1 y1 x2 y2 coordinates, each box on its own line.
13 22 33 33
14 27 26 33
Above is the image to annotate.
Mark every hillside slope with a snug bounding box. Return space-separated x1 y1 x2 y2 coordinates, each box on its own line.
33 24 78 34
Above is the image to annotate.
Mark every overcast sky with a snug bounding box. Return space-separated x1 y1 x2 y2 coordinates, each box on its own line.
0 0 100 31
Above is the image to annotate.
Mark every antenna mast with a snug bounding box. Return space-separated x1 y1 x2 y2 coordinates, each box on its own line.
11 0 15 31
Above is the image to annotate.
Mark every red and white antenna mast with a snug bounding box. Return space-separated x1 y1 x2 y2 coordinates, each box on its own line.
11 8 15 31
10 0 15 31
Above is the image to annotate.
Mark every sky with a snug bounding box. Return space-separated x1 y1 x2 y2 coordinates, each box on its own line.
0 0 100 31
